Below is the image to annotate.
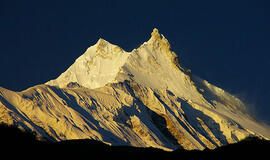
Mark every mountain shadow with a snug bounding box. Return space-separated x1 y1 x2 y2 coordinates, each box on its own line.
0 124 269 158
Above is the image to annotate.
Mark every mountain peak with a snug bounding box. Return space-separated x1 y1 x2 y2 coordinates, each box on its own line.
3 29 270 152
147 28 171 53
46 28 181 89
150 28 161 40
96 38 107 44
95 38 112 52
96 38 110 47
46 36 130 89
144 28 181 70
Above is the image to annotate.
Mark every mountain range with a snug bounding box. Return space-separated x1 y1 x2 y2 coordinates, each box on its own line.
0 28 269 151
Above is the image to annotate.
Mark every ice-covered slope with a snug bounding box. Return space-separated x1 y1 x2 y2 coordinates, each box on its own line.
1 28 270 151
46 38 130 89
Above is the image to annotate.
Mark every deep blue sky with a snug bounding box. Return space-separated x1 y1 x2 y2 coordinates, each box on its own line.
1 0 270 124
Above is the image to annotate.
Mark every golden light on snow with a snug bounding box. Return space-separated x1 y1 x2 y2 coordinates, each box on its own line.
0 28 269 151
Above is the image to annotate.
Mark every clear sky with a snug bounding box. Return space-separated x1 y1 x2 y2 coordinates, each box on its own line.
1 0 270 124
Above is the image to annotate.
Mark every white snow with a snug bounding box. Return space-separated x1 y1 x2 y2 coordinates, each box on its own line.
46 38 130 89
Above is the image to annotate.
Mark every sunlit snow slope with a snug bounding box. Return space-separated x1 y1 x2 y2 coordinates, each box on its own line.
1 28 269 151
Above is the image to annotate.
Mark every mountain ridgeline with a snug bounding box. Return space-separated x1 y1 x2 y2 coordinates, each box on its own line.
0 28 269 152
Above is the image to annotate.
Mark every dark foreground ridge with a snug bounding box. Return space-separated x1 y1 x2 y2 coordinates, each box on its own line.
0 124 269 158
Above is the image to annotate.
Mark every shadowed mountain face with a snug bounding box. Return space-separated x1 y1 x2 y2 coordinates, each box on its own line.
0 124 269 158
0 29 270 151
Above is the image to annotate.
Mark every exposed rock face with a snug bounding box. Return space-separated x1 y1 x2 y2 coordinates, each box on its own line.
66 82 81 88
0 28 269 151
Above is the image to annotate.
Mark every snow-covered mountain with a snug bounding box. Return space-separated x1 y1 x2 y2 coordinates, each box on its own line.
0 28 269 151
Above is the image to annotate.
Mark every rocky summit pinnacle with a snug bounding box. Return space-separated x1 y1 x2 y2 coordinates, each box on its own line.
148 28 171 52
0 28 270 151
150 28 161 40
